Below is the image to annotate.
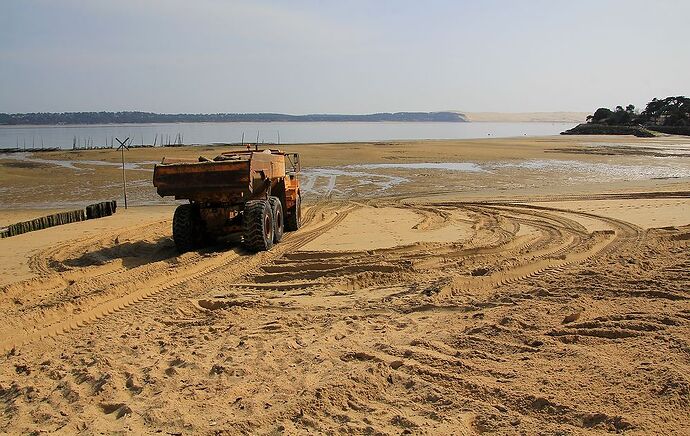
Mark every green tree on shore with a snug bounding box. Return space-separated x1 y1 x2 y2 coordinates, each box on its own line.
637 96 690 126
586 96 689 126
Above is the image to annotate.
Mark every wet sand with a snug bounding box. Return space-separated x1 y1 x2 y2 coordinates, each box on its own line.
1 134 690 208
1 135 689 434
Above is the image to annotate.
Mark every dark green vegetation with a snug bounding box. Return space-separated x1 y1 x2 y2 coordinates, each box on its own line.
563 96 690 137
0 111 466 125
587 96 689 127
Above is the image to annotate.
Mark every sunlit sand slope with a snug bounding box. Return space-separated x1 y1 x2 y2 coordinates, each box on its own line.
1 195 688 434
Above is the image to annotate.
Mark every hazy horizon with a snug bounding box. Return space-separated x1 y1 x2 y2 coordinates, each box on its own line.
2 1 688 114
0 109 586 115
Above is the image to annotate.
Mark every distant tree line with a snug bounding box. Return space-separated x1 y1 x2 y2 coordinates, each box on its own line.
0 111 466 125
586 96 689 127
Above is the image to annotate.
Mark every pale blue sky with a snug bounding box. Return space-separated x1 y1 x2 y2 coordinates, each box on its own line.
1 0 688 113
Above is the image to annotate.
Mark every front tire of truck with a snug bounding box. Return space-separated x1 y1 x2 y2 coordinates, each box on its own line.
243 200 274 252
173 204 203 253
268 196 284 243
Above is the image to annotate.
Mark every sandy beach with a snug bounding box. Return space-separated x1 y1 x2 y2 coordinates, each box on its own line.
1 135 689 434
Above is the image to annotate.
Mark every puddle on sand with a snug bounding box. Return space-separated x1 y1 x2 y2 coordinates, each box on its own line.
300 162 483 197
303 158 690 199
349 162 486 172
491 159 690 180
583 142 690 156
350 159 690 180
0 153 157 171
300 168 408 196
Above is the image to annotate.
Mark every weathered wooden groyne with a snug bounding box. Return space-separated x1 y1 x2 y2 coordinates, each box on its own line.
85 200 117 220
1 200 117 239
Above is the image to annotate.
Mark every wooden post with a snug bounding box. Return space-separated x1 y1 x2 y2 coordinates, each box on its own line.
116 137 130 209
121 145 127 208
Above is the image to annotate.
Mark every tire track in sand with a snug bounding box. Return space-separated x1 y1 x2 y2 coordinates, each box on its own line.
0 202 358 353
217 201 641 309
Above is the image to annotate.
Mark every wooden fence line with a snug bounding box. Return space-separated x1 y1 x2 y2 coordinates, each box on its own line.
0 201 117 239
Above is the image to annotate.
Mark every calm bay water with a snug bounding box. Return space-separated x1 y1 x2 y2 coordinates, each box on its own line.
0 122 573 150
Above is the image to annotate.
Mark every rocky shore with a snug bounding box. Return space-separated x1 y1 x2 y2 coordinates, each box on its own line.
561 123 656 137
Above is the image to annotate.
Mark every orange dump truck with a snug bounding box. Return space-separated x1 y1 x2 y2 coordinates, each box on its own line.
153 149 301 252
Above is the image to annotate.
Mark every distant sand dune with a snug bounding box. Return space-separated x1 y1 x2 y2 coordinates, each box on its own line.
462 111 588 123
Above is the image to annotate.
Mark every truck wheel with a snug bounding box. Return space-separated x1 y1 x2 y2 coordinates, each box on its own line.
173 204 203 253
285 193 301 231
243 200 274 252
268 196 284 243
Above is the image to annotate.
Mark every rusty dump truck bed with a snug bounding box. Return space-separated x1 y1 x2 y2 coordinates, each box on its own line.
153 150 287 204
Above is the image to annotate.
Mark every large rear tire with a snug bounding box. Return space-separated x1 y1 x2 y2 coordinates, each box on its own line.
285 193 301 231
243 200 274 252
268 196 284 243
173 204 203 253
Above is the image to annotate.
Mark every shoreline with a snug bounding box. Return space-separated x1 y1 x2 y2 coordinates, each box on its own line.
1 134 689 211
0 122 577 150
2 131 688 153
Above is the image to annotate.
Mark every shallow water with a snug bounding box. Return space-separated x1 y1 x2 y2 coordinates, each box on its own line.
349 162 486 172
0 153 156 171
492 159 690 180
347 159 690 181
0 122 573 150
301 158 690 197
301 168 408 196
582 141 690 156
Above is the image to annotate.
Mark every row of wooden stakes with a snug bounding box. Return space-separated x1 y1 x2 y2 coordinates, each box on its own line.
1 201 118 239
